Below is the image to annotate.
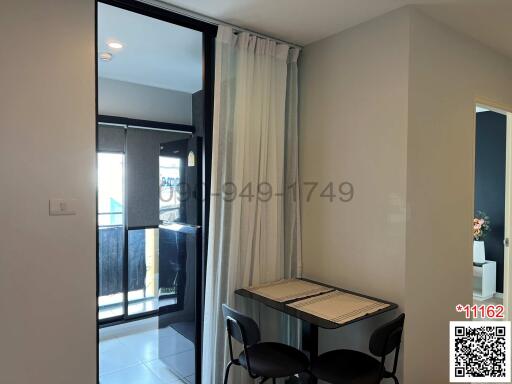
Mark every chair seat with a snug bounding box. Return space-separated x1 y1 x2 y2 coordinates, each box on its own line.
311 349 381 384
239 342 309 378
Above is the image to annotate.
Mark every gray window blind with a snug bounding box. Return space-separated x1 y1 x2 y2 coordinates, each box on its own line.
125 128 190 228
97 124 125 153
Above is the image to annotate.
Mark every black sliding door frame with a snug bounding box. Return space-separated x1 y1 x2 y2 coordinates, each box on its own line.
95 1 215 383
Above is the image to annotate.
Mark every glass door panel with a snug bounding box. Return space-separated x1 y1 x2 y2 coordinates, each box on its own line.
125 131 191 317
158 137 201 381
97 152 125 321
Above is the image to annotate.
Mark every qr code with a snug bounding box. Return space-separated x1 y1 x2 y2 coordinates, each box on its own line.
450 321 511 382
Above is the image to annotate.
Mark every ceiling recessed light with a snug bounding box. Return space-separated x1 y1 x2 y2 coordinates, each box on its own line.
99 52 113 62
108 41 123 49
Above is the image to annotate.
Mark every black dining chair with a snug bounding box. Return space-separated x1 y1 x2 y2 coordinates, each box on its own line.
311 313 405 384
222 304 309 384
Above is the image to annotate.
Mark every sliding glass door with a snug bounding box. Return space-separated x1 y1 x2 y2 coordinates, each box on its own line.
97 126 197 324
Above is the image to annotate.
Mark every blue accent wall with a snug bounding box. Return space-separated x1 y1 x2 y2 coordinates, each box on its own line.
475 111 506 293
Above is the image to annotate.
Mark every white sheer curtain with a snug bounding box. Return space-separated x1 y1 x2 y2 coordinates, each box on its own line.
202 26 301 384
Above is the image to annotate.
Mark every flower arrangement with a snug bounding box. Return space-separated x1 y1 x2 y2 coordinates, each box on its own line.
473 211 491 241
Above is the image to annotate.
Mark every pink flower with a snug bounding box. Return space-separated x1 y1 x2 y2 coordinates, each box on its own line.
479 219 485 225
474 224 481 230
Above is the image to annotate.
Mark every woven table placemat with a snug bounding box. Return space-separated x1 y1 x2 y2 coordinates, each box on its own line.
287 290 390 324
246 279 334 303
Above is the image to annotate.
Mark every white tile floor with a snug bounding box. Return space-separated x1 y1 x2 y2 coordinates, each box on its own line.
474 295 503 306
100 318 195 384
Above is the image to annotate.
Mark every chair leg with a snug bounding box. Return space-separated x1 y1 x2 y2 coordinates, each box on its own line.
223 361 233 384
392 375 399 384
272 379 276 384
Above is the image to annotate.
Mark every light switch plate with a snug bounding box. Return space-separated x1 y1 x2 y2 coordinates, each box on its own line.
49 198 77 216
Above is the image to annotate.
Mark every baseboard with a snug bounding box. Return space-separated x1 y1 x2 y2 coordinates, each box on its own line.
473 292 503 301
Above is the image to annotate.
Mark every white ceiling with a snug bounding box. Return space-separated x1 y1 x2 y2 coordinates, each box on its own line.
162 0 449 46
164 0 512 59
98 2 203 93
98 0 512 92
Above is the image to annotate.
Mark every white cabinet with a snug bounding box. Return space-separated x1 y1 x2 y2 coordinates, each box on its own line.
473 261 497 300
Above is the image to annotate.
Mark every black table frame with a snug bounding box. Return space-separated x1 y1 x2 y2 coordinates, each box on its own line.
235 278 398 384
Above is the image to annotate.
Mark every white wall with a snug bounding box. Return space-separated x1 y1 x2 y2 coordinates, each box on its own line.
300 5 512 383
299 6 409 376
99 77 193 124
405 9 512 383
0 1 96 383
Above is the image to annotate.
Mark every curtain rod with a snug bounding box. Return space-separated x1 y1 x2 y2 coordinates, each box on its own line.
138 0 303 49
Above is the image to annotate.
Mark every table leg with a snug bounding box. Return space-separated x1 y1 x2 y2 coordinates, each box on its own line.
301 322 318 384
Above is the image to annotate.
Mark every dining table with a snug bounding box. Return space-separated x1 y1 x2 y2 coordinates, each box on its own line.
235 277 399 384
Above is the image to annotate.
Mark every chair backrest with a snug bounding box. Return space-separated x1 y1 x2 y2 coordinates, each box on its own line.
222 304 261 346
369 313 405 357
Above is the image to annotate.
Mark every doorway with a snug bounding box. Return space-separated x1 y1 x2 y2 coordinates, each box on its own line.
473 103 511 319
96 1 215 383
